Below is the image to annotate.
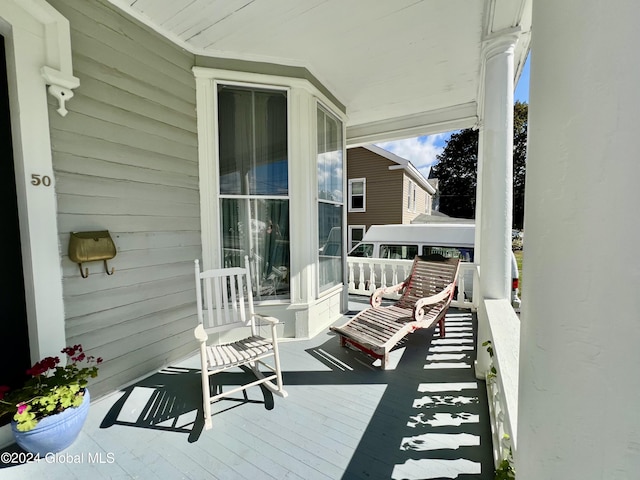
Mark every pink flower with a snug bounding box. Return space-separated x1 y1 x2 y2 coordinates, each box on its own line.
17 403 27 415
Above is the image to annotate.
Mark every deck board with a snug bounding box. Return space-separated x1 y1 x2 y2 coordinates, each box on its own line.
0 299 493 479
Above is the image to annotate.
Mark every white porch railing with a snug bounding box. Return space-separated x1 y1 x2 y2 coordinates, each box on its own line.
479 296 520 468
346 257 476 310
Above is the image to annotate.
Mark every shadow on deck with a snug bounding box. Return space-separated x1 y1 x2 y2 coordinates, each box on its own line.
1 302 493 479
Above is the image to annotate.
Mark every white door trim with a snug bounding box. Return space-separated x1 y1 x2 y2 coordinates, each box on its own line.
0 1 77 365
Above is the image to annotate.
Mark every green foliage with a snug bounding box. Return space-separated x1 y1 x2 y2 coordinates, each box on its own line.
430 102 528 228
482 340 494 357
430 129 479 219
0 345 102 432
483 340 497 381
495 457 516 480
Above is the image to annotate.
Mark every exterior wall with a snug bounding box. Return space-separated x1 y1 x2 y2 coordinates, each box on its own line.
48 0 200 397
346 146 404 229
518 1 640 478
402 172 432 224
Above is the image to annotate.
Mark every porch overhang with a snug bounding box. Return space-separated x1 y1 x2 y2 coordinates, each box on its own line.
108 0 531 143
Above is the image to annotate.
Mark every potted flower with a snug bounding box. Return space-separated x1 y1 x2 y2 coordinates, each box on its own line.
0 344 102 455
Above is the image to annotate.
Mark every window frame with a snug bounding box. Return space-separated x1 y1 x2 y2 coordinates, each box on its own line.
407 179 417 212
217 82 291 302
348 178 366 212
348 225 366 250
194 67 348 311
317 102 345 294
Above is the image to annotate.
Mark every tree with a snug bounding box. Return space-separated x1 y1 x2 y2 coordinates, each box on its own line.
430 101 528 228
512 101 528 229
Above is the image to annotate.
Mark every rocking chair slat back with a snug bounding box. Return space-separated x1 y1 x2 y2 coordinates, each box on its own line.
196 261 254 335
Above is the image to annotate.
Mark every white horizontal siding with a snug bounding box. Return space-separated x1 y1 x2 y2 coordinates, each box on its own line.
48 0 200 398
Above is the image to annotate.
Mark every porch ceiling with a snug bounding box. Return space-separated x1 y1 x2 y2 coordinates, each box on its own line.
108 0 531 144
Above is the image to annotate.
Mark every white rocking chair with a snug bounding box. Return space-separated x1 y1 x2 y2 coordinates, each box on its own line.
193 256 287 430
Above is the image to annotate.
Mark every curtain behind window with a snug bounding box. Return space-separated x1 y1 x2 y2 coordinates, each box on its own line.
218 85 290 300
218 87 287 195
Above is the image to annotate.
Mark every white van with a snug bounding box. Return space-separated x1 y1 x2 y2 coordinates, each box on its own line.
348 223 521 308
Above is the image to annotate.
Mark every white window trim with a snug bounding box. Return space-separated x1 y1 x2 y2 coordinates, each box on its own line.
348 225 366 249
194 67 348 309
317 102 345 295
348 177 366 212
194 69 294 272
407 179 416 212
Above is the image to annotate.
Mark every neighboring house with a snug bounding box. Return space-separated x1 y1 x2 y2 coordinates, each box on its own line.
347 145 436 249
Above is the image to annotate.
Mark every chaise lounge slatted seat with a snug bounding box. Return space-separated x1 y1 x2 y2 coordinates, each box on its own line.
330 256 460 369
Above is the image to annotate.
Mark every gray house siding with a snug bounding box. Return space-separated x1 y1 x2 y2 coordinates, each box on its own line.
48 0 200 397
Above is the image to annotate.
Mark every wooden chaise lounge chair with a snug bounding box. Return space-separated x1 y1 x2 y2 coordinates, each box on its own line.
330 256 460 369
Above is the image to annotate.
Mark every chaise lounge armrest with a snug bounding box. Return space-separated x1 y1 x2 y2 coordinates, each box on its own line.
412 282 455 321
370 281 408 308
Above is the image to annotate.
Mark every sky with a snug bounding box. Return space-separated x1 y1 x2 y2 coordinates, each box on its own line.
376 55 530 179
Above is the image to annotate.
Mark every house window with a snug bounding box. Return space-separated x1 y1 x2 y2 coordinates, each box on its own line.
348 226 366 250
317 105 343 292
218 84 290 300
349 178 366 212
407 180 416 212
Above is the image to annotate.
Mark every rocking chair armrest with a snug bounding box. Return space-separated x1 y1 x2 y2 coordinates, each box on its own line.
252 313 279 325
370 281 407 308
412 282 455 320
194 323 209 343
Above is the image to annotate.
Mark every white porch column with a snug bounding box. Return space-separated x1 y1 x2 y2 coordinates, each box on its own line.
518 1 640 478
475 32 517 376
478 32 517 301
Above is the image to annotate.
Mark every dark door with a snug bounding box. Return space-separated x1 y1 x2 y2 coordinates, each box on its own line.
1 35 32 423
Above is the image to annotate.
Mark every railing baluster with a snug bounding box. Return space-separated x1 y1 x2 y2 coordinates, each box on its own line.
345 258 476 309
348 263 355 291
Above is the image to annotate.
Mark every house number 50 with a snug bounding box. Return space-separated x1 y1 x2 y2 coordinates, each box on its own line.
31 174 52 187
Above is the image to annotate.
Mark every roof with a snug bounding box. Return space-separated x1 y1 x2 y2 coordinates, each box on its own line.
411 213 475 224
358 145 436 195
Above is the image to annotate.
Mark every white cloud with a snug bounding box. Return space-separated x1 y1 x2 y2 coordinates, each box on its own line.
376 134 450 178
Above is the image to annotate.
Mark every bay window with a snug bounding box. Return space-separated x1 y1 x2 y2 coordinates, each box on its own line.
195 67 348 333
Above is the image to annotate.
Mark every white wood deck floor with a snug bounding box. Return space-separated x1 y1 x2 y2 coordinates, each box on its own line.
1 298 493 479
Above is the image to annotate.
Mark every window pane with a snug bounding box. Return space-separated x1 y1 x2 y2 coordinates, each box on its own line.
348 243 373 257
222 198 290 300
351 181 363 195
218 86 288 195
351 195 364 209
380 245 418 260
318 202 342 290
317 106 344 293
350 227 364 249
422 246 474 262
317 108 343 202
